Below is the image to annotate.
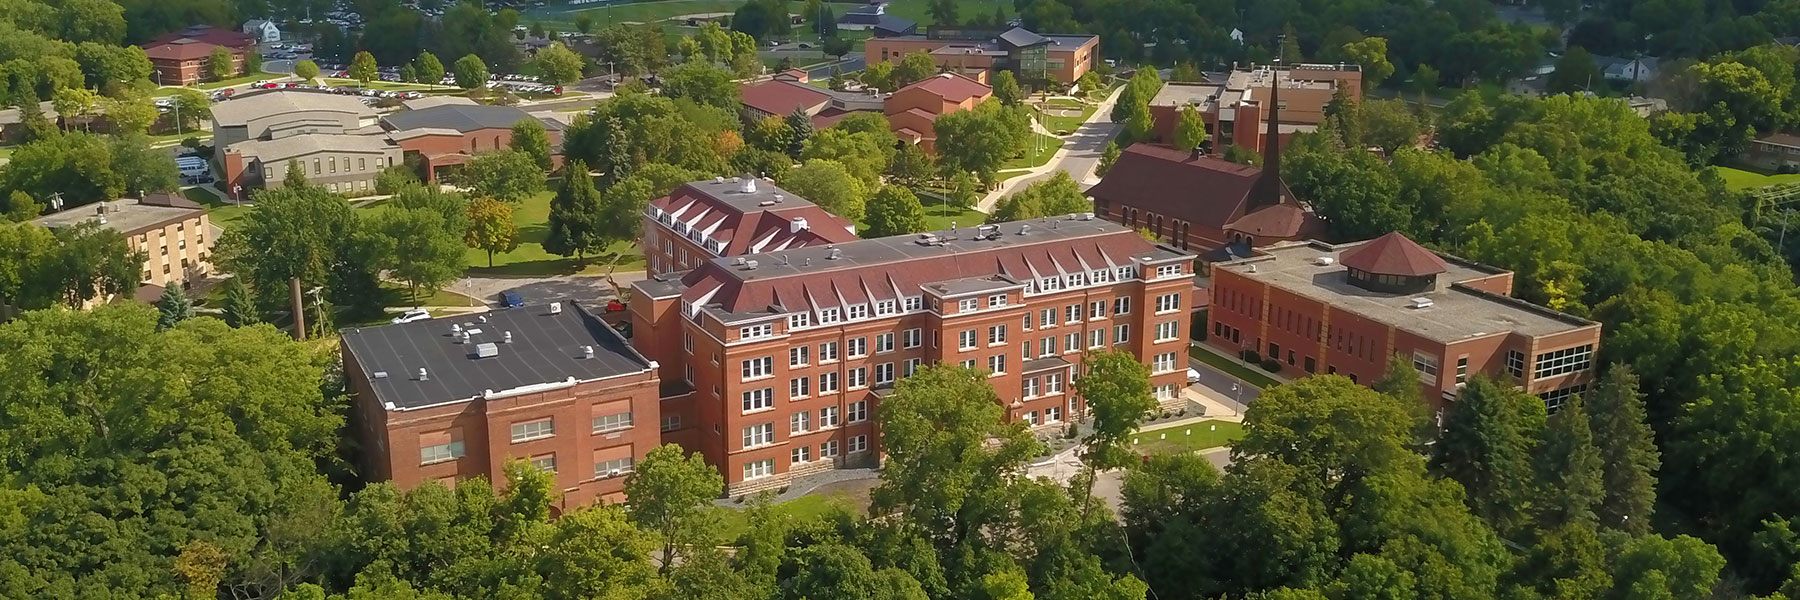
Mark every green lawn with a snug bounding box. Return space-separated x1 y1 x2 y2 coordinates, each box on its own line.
378 280 486 308
528 0 763 27
359 188 644 277
155 71 281 96
1715 166 1800 190
1189 345 1281 390
715 492 863 542
1036 99 1096 134
320 78 440 92
185 187 254 230
920 203 986 230
1131 420 1245 456
1000 133 1065 171
879 0 1013 26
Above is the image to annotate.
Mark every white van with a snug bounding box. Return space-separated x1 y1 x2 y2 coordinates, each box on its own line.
175 156 210 178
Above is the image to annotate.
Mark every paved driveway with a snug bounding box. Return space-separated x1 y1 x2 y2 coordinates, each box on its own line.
808 55 865 79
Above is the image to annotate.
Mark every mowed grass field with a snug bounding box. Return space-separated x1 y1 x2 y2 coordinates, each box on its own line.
357 188 644 277
1131 420 1245 456
525 0 1011 29
1715 166 1800 190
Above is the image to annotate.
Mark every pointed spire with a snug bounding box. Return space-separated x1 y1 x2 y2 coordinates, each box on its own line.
1263 63 1282 180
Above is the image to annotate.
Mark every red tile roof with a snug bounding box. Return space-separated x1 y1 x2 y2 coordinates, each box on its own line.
1338 232 1448 277
739 79 830 119
1089 144 1274 229
144 39 236 61
900 73 992 104
651 180 860 261
147 25 255 49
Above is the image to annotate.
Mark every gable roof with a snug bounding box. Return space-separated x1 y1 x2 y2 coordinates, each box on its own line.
997 27 1049 48
381 104 561 133
740 78 831 117
1338 232 1448 277
900 73 991 104
147 25 254 50
650 178 860 260
1088 144 1267 229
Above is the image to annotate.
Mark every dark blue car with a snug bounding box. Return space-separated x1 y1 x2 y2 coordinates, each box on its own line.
499 291 523 308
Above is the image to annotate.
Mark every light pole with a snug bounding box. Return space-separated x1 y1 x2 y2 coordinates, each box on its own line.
1231 382 1241 416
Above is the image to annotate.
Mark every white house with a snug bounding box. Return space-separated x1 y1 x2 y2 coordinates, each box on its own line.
242 19 280 43
1598 55 1658 83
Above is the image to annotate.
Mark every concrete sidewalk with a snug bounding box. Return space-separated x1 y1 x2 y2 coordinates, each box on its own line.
976 85 1126 213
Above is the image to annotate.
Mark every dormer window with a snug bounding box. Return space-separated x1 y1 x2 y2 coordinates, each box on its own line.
903 296 923 311
848 304 869 320
819 307 841 323
788 313 811 328
876 299 897 315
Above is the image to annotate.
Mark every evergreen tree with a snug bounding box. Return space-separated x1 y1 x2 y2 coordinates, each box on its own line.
1535 397 1605 529
220 277 259 327
1173 105 1208 152
1097 141 1120 175
992 70 1023 106
785 108 813 158
1587 366 1660 534
1434 378 1546 536
155 285 193 331
285 160 309 187
544 160 605 262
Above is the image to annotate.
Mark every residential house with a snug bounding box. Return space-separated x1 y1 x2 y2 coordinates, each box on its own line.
242 19 281 43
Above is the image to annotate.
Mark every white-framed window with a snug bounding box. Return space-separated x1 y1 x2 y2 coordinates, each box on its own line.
742 387 775 412
1024 377 1040 397
849 400 868 422
849 435 868 453
1046 406 1062 422
820 307 841 323
848 337 867 357
904 296 923 311
820 371 840 394
1046 373 1063 393
740 323 773 340
875 362 895 384
790 346 809 367
1117 265 1137 280
1040 309 1056 328
741 356 774 380
960 359 978 369
848 304 869 320
821 440 840 457
1152 352 1178 373
1040 336 1057 357
902 358 921 377
683 333 694 353
592 412 633 433
1413 352 1441 384
903 328 922 348
1065 273 1083 287
1065 304 1083 323
596 457 634 478
791 446 812 464
819 341 839 362
1155 293 1181 313
420 440 465 465
530 454 557 473
988 324 1007 345
988 354 1007 375
1064 332 1079 353
989 293 1008 307
1534 345 1594 379
743 459 775 479
790 376 810 398
1091 269 1110 284
1113 297 1131 315
1114 324 1130 344
1455 357 1469 384
1155 321 1179 342
1155 383 1179 399
1089 328 1105 349
790 410 811 433
820 406 841 428
510 418 555 443
1024 312 1034 330
742 422 775 448
876 332 895 353
1506 350 1526 378
958 329 978 350
1156 264 1183 279
876 299 898 315
660 414 682 432
958 298 979 312
788 313 811 328
848 367 868 389
1025 410 1040 426
1040 277 1061 291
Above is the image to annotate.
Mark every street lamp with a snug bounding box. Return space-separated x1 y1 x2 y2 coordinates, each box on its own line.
1231 383 1241 416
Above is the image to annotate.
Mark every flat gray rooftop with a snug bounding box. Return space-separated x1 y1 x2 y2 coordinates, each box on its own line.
1152 82 1225 107
35 200 203 236
341 302 651 410
1219 242 1593 344
680 177 822 212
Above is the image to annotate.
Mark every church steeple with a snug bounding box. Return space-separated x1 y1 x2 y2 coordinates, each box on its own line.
1248 39 1287 209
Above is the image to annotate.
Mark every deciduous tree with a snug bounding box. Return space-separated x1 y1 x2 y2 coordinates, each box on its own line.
894 51 938 87
349 51 379 84
782 159 869 222
295 59 320 81
450 149 544 203
1173 105 1207 152
863 185 928 237
993 70 1023 106
464 197 519 267
209 46 236 81
532 42 584 86
414 51 444 87
453 54 489 90
509 118 553 171
991 172 1089 221
625 444 725 574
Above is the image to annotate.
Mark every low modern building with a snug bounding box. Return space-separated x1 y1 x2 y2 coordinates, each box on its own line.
866 26 1099 85
738 74 884 130
837 3 917 36
1088 92 1324 257
885 72 992 153
342 301 663 509
1148 63 1361 153
33 193 213 297
1206 233 1601 411
631 210 1194 494
211 90 395 199
642 176 860 276
143 25 256 86
380 103 566 180
210 90 381 149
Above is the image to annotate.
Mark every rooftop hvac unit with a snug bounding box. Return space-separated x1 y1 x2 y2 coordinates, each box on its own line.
416 368 428 381
1409 297 1434 309
739 177 757 193
791 216 808 232
1079 212 1095 221
758 200 776 207
916 233 941 245
549 302 563 315
827 246 841 260
1018 224 1031 235
1313 256 1336 266
473 342 500 358
773 194 784 203
372 371 388 379
582 345 596 358
503 331 513 343
744 259 759 270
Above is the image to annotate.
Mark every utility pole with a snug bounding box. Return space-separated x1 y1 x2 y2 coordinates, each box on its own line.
290 277 307 340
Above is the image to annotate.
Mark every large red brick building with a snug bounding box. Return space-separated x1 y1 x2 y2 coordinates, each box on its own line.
1206 233 1601 411
1087 144 1324 255
143 25 255 86
631 210 1195 494
865 26 1099 85
1149 63 1361 154
886 73 992 153
642 177 861 276
342 302 662 508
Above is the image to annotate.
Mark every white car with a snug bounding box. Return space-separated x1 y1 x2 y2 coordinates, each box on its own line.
391 309 431 324
1187 368 1202 384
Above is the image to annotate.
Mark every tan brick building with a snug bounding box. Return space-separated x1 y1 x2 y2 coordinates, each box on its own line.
631 211 1195 495
342 302 663 509
34 193 213 298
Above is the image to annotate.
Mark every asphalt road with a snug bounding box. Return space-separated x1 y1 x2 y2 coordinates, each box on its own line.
807 55 865 80
1189 355 1262 411
1008 108 1122 192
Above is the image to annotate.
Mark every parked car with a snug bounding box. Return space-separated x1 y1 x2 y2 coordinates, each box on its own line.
391 309 431 324
499 291 523 308
1187 368 1202 384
